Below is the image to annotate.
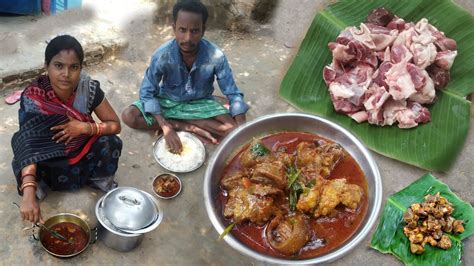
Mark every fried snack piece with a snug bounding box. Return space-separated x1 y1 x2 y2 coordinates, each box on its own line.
403 192 464 254
296 178 364 218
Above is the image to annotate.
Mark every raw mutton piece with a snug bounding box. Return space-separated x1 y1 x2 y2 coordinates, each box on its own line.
323 7 458 128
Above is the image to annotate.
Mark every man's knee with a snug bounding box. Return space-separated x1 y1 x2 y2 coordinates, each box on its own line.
220 121 237 134
121 106 140 129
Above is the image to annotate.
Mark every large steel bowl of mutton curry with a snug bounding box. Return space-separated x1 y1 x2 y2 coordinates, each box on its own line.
204 113 383 264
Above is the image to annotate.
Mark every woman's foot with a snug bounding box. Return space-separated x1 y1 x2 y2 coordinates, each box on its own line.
4 89 23 105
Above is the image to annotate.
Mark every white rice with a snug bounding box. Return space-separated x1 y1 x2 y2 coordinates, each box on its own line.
155 132 205 172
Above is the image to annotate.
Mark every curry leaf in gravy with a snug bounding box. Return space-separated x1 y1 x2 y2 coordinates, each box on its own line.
250 142 270 157
287 166 304 211
370 173 474 266
289 182 303 212
286 166 300 189
218 223 236 240
306 179 316 188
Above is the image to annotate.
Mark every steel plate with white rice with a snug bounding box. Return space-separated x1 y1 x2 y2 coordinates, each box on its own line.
153 131 206 173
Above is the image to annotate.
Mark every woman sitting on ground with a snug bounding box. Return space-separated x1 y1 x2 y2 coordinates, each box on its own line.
11 35 122 223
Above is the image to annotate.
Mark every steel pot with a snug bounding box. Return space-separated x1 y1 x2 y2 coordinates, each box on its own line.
101 187 158 231
204 113 383 264
95 189 163 252
35 213 96 258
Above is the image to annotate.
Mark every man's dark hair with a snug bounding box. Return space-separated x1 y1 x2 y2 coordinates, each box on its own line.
172 0 209 25
45 35 84 66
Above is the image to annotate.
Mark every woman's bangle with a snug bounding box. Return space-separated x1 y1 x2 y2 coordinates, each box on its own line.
20 181 38 193
89 122 96 135
95 122 101 136
21 173 36 182
87 122 93 136
98 122 103 136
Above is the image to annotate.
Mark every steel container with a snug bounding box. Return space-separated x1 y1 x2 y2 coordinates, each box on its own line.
37 213 95 258
95 188 163 252
204 113 383 264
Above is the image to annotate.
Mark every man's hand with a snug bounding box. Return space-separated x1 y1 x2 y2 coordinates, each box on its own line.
155 114 183 154
234 114 246 126
162 124 183 154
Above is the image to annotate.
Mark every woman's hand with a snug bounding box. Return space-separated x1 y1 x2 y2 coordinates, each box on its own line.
20 187 44 224
51 115 90 144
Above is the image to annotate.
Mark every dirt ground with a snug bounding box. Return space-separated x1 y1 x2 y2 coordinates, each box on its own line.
0 0 473 265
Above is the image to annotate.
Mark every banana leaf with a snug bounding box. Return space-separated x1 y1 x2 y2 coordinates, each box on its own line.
279 0 474 171
370 173 474 266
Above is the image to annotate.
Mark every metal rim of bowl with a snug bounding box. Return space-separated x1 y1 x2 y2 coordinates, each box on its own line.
203 112 383 265
39 212 92 258
152 173 183 200
152 131 206 173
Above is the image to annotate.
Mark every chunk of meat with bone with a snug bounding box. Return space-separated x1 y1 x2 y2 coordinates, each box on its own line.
296 142 345 180
266 214 311 255
362 82 395 125
328 63 374 111
296 177 324 213
223 185 283 225
372 61 393 88
296 178 364 218
424 22 457 51
314 179 363 217
323 59 345 85
221 172 247 190
384 61 417 100
411 18 438 69
366 23 398 51
240 140 270 168
387 17 407 31
324 8 458 129
329 27 378 67
382 99 430 128
434 50 457 70
408 70 435 104
251 161 287 190
390 44 412 63
365 7 394 27
341 184 364 209
426 64 450 89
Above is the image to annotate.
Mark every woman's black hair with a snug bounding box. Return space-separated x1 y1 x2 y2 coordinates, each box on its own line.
45 35 84 66
172 0 208 25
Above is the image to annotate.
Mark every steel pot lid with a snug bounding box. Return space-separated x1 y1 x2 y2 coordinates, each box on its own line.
100 187 158 231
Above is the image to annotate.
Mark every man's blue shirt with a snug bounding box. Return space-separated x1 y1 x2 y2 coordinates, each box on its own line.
139 38 249 117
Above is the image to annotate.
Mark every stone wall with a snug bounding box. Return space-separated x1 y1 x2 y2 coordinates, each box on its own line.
154 0 276 31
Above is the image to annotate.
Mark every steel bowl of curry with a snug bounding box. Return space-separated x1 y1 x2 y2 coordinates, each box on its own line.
204 113 383 264
152 173 182 199
38 213 93 258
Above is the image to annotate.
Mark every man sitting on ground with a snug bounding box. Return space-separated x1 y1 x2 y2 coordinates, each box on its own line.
121 0 249 153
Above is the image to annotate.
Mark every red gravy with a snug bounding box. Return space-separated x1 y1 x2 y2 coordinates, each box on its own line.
41 222 88 256
154 174 181 198
218 132 369 259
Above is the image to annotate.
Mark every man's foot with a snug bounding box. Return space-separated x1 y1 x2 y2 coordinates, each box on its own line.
155 128 163 138
192 133 217 145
